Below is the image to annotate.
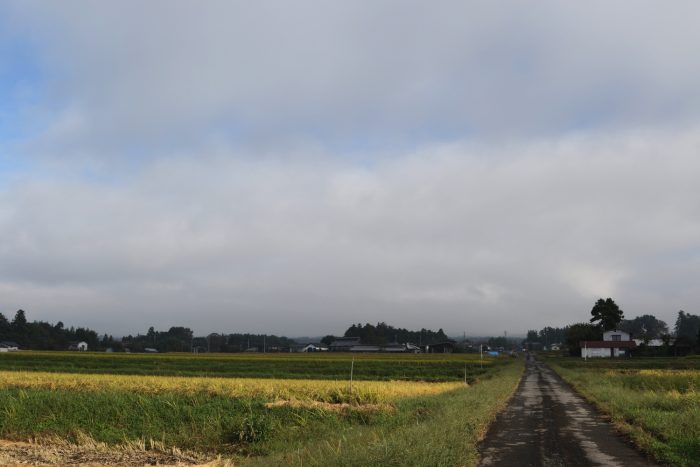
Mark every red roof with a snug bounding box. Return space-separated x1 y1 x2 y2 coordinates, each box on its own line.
580 340 636 348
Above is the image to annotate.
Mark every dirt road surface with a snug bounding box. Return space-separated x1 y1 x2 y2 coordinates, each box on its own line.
478 356 657 467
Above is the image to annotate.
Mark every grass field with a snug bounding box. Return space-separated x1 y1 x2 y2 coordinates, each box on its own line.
546 355 700 467
0 351 497 381
0 352 523 466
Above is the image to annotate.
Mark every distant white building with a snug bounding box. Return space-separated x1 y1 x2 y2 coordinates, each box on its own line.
299 344 327 352
581 329 635 358
0 341 20 352
633 338 672 347
68 341 88 351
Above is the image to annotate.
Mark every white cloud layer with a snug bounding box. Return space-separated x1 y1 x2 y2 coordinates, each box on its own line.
1 1 700 335
6 0 700 155
2 128 700 335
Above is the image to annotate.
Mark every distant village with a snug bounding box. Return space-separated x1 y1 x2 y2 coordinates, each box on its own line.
2 301 699 357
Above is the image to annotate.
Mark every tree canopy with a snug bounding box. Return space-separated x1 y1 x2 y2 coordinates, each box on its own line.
619 314 668 341
343 322 448 345
0 309 100 350
565 323 602 356
590 298 624 331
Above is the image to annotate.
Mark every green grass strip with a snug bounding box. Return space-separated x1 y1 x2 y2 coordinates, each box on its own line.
547 359 700 467
243 358 524 467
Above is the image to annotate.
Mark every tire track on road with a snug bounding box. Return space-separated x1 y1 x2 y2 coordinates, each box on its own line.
478 356 657 467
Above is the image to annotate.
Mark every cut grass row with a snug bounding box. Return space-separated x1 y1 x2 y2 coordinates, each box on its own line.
0 351 500 381
546 357 700 467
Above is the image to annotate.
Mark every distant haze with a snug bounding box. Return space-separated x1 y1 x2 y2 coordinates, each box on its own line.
1 1 699 336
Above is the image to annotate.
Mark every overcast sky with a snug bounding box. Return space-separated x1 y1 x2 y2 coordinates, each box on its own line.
1 1 699 337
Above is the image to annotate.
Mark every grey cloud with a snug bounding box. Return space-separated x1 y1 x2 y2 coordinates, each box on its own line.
5 0 700 157
1 128 699 335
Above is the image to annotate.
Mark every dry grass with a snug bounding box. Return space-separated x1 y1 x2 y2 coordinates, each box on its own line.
0 432 232 466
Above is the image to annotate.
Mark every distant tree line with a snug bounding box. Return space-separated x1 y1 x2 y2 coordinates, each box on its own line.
336 322 449 346
0 309 103 350
121 329 297 353
524 326 568 349
122 326 194 352
0 309 297 353
193 333 297 352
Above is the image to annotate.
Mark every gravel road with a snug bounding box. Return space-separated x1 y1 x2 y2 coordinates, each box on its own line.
478 356 658 467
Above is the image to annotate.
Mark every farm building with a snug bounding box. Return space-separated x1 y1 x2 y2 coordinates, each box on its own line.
329 337 361 351
423 341 455 353
68 341 88 351
580 329 636 358
298 343 327 352
349 345 382 352
384 342 421 353
0 341 20 352
328 337 423 353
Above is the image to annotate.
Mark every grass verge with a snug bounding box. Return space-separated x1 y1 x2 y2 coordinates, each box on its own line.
243 357 524 466
547 358 700 467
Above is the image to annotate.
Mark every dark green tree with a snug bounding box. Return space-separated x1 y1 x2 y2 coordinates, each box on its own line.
674 310 700 340
0 312 9 339
565 323 602 356
590 298 624 331
11 309 29 344
619 314 668 341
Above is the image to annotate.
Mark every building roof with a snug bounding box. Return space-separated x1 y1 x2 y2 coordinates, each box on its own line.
350 345 381 352
580 340 636 348
425 341 456 347
329 337 361 347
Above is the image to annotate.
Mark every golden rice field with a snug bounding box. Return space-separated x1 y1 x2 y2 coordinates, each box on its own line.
0 370 464 404
0 352 524 466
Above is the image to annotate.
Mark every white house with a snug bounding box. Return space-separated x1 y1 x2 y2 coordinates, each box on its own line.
68 341 88 351
581 329 636 358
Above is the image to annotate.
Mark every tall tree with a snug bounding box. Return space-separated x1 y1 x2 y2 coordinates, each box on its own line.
590 298 624 331
565 323 602 356
0 312 9 340
11 309 29 343
675 310 700 340
619 314 668 341
525 330 539 342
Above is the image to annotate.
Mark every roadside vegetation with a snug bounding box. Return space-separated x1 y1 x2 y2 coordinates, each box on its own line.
546 355 700 467
0 352 522 465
